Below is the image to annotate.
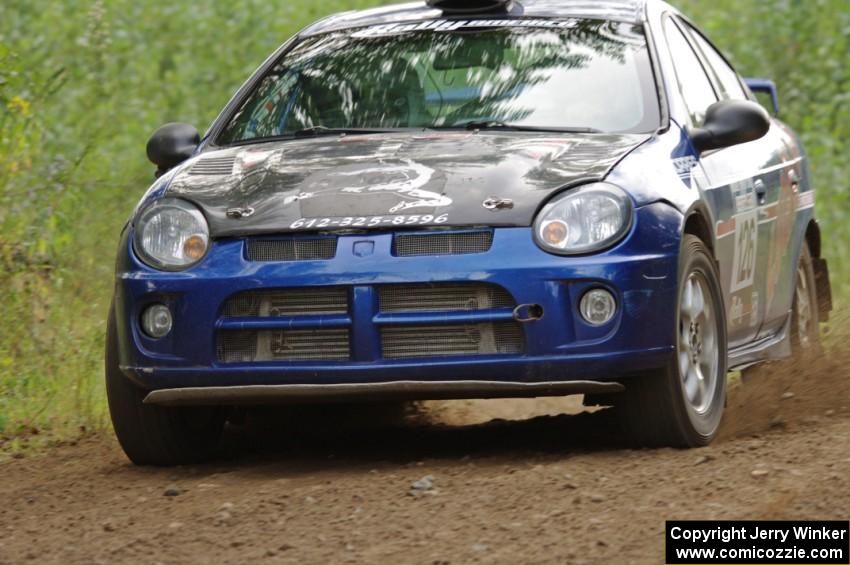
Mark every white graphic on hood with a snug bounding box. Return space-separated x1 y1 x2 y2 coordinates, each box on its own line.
281 191 316 206
236 149 275 173
336 160 452 213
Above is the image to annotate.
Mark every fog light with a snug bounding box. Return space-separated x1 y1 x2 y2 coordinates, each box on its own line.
579 289 616 326
141 304 172 338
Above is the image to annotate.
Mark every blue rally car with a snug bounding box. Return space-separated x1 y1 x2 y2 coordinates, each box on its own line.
107 0 832 464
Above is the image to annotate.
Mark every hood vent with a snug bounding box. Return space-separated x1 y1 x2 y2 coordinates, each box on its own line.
425 0 514 15
188 155 236 176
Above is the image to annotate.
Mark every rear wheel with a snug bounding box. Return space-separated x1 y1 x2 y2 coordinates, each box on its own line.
105 304 224 466
741 240 821 381
791 241 820 353
617 235 727 447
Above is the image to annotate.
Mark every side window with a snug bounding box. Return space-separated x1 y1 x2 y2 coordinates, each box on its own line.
664 18 718 125
684 24 748 101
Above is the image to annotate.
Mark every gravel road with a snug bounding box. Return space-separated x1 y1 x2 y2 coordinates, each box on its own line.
2 332 848 564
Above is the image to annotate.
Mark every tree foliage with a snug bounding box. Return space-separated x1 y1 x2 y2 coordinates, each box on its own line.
676 0 850 294
0 0 384 442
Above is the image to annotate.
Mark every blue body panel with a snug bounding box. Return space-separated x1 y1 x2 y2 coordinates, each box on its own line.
115 203 681 390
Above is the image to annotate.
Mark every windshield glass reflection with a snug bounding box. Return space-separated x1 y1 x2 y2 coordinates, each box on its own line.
219 19 658 144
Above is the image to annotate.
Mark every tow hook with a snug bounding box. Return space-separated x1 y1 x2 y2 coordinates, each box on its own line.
513 304 544 323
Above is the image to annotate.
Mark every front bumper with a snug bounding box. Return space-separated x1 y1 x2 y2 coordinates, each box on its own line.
114 202 682 396
143 379 626 406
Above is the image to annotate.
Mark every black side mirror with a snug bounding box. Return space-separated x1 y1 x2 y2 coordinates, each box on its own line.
146 123 200 176
689 100 770 153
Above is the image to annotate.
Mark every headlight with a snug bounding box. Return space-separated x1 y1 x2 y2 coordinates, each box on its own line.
534 183 632 255
134 198 209 270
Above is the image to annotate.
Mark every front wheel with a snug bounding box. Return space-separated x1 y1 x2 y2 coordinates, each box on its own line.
617 235 727 447
105 304 225 465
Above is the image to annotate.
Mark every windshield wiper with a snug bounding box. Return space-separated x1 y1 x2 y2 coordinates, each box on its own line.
224 122 596 148
223 127 420 147
459 121 602 134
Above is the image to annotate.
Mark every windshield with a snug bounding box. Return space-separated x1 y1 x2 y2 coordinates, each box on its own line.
218 19 660 145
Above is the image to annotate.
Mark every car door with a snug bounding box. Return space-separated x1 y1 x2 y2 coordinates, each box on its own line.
758 126 807 337
662 16 761 347
680 20 794 342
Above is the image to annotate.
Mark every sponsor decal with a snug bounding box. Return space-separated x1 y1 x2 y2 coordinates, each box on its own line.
730 208 758 293
324 159 452 214
289 213 449 230
759 202 779 222
734 191 757 213
728 291 759 328
715 217 736 238
731 178 757 212
764 150 801 310
796 190 815 210
351 18 580 38
672 156 698 179
730 294 744 326
749 290 760 327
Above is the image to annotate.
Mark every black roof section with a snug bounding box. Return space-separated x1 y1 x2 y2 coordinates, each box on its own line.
426 0 514 15
302 0 647 36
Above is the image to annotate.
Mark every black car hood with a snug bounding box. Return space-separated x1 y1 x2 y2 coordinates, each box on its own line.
167 131 648 237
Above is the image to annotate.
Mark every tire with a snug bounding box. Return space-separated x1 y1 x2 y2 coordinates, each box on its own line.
105 303 225 466
617 234 727 447
791 241 820 354
741 240 821 381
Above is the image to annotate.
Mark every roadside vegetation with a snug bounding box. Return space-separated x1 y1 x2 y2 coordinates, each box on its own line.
0 0 847 446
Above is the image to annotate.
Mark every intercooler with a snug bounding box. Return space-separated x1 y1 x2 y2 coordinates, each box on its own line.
217 238 523 363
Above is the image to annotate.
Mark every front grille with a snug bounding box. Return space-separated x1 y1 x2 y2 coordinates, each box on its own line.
247 237 337 261
188 155 236 175
381 323 524 359
378 283 524 360
217 329 350 363
378 283 514 313
223 287 348 317
215 282 524 363
394 230 493 257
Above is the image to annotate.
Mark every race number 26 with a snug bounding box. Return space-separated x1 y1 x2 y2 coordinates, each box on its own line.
730 210 758 292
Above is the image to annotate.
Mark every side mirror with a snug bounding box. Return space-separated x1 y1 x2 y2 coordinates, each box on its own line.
689 100 770 153
146 123 200 176
744 78 779 115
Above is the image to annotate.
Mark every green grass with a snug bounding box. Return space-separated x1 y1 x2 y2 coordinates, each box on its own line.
0 0 386 446
1 0 848 447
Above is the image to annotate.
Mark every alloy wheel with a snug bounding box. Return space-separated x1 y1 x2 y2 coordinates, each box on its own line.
678 271 720 414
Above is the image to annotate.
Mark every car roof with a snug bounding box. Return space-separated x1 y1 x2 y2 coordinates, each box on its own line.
301 0 656 36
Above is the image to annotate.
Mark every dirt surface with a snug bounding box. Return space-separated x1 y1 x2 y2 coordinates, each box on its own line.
2 334 850 564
